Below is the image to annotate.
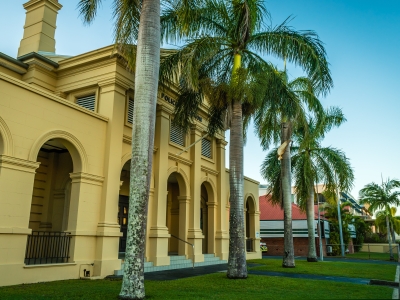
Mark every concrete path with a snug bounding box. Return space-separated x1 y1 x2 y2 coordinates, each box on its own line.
263 255 399 265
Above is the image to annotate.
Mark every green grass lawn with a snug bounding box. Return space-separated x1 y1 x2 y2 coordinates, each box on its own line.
345 251 399 261
0 272 393 300
248 258 396 281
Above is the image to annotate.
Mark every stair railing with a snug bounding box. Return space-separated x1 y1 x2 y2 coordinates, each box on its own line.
170 235 195 269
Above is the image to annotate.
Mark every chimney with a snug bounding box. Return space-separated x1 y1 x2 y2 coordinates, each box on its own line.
18 0 62 57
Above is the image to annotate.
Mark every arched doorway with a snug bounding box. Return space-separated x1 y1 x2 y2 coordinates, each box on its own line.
26 139 74 264
118 160 131 253
29 139 73 232
200 183 208 254
245 196 256 252
166 172 181 255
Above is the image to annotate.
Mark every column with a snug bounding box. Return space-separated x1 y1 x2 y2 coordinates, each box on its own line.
93 79 128 276
0 155 39 267
188 125 204 262
207 201 217 254
215 138 229 260
147 105 171 266
178 196 190 257
67 172 104 269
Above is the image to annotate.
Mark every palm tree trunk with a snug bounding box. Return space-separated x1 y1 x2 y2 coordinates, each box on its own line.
281 121 295 268
306 183 317 262
227 98 247 278
119 1 160 299
386 215 394 261
390 220 396 243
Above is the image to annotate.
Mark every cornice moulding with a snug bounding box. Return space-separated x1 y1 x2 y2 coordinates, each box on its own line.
201 166 219 176
0 155 40 173
168 153 193 166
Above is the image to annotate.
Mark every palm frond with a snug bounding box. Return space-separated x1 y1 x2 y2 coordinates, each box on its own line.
78 0 103 25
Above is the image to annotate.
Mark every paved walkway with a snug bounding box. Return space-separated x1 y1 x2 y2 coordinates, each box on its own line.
264 255 399 265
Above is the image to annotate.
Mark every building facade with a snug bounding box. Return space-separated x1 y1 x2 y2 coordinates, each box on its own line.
0 0 261 286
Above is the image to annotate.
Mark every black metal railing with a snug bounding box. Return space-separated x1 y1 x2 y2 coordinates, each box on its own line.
246 238 254 252
25 231 71 265
170 235 195 268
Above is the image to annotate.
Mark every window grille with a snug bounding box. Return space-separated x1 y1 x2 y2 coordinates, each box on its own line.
201 138 212 158
127 98 134 124
76 94 95 111
170 123 185 146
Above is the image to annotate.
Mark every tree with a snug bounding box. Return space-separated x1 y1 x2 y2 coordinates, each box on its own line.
291 108 353 261
78 0 160 298
353 216 370 252
161 0 332 273
359 178 400 260
322 194 352 256
256 71 332 266
260 106 354 262
375 207 400 243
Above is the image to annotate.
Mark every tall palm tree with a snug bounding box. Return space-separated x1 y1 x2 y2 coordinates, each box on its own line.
256 70 330 266
292 108 353 261
78 0 160 298
260 106 353 262
359 178 400 260
160 0 332 274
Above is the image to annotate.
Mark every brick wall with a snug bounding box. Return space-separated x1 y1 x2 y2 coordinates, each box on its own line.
261 237 328 257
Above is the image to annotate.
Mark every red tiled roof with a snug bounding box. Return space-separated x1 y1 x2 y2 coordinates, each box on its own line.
259 195 323 221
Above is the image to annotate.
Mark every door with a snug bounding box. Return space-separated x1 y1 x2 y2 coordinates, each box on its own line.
118 195 129 252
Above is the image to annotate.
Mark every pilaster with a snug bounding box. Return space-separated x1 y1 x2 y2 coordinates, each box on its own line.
215 138 228 259
188 124 204 262
148 105 170 266
178 196 190 256
0 155 39 265
96 80 127 233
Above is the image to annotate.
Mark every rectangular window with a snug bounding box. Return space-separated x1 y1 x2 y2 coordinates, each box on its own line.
170 123 185 146
76 94 95 111
201 138 212 158
127 98 134 124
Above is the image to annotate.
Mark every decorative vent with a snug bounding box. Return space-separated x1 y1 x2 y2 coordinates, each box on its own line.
76 94 95 111
127 98 134 124
170 123 185 146
201 138 212 158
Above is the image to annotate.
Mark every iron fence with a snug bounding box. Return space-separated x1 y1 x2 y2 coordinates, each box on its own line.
25 231 71 265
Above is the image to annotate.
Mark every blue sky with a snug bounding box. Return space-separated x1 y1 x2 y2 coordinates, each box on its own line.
1 0 399 198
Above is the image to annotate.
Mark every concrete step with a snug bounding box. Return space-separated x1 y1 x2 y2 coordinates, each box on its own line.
114 254 227 276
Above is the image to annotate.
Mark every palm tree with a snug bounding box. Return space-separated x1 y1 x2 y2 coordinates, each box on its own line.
359 178 400 260
292 108 353 261
256 70 330 266
160 0 332 274
375 207 400 243
78 0 160 298
260 106 353 262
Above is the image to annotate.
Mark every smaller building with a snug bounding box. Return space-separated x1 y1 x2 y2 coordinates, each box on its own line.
259 195 330 256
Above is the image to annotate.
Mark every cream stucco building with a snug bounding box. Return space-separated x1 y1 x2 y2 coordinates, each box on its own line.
0 0 261 286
